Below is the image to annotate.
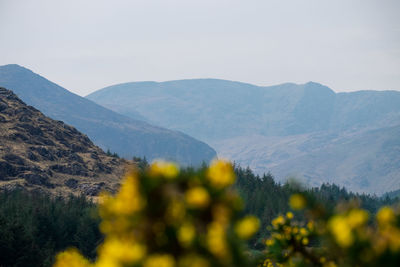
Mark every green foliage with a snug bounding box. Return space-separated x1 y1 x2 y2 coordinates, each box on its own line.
262 193 400 267
54 160 259 267
0 163 397 266
106 149 120 158
132 156 149 170
233 165 398 248
0 190 102 267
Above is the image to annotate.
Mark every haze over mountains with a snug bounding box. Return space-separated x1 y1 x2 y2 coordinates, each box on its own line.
1 63 398 194
0 65 216 166
88 79 400 194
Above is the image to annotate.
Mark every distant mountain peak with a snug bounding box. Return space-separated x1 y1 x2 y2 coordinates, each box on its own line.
303 81 335 93
1 64 31 72
2 63 23 68
304 81 324 86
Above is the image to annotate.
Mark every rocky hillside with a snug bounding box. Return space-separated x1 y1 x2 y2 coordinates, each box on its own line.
87 79 400 194
0 65 216 166
0 87 126 196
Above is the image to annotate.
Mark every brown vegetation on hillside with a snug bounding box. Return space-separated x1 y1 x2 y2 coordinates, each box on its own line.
0 87 126 196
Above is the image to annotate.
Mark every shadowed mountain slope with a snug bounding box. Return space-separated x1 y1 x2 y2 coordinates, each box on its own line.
0 65 216 166
87 79 400 194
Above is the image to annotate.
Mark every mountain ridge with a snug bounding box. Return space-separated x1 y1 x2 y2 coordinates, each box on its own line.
0 64 217 166
88 78 400 140
87 79 400 194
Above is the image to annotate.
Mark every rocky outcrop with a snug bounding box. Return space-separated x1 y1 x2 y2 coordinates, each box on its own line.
0 87 125 196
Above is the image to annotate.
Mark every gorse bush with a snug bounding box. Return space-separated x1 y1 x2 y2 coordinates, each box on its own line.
234 166 395 244
262 193 400 267
54 160 260 267
53 160 400 267
2 161 394 266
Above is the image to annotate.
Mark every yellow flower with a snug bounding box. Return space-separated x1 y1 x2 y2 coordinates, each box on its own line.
207 159 235 189
144 254 175 267
235 216 260 240
286 211 294 219
112 174 144 215
265 238 275 246
262 259 274 267
178 222 196 247
149 160 179 179
289 194 306 210
98 174 145 236
185 187 210 209
377 206 395 226
299 227 308 236
97 238 146 265
207 222 229 259
272 215 285 228
347 209 369 228
54 248 91 267
99 217 130 235
328 215 353 247
272 233 283 240
302 237 309 245
54 162 257 267
307 221 314 231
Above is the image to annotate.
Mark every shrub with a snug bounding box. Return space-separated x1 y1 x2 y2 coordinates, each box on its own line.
54 160 259 267
262 193 400 267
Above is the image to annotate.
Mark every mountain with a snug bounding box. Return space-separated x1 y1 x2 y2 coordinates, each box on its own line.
87 79 400 194
0 87 126 196
0 65 216 166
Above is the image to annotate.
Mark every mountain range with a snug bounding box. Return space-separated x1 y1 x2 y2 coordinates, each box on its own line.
0 65 216 166
87 79 400 194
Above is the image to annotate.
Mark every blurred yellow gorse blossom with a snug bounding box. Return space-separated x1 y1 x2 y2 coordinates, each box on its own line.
207 159 235 189
263 193 400 267
235 216 260 240
289 194 306 210
53 159 258 267
148 160 179 179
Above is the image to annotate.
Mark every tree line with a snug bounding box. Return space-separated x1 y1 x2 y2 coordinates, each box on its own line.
0 162 397 266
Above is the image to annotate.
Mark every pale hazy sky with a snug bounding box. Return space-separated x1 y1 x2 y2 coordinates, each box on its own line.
1 0 399 96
